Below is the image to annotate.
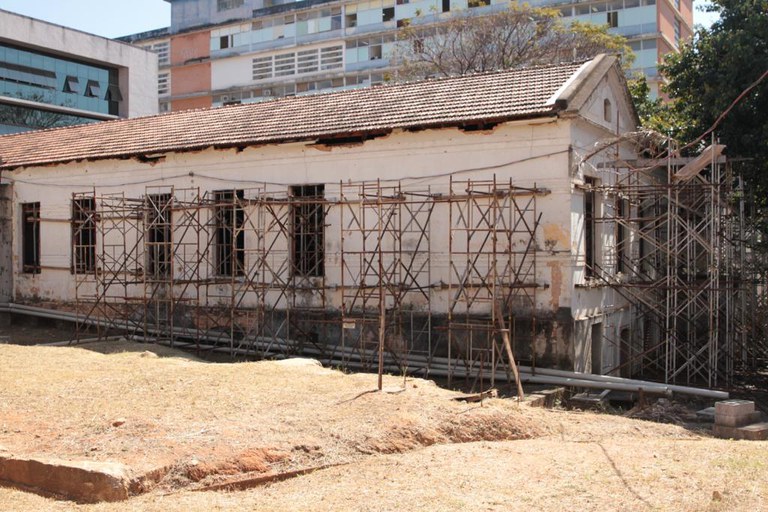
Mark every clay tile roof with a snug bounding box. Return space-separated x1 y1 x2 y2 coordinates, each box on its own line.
0 60 588 170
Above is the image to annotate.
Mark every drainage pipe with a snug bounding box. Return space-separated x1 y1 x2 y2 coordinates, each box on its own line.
1 302 727 399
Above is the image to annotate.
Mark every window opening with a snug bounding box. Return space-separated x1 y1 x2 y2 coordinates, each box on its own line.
603 98 613 123
591 323 603 374
72 197 96 273
382 7 395 22
584 177 596 278
63 75 79 94
105 84 123 102
218 0 244 11
214 190 245 277
345 11 357 27
607 11 618 28
617 197 628 273
291 185 325 277
22 202 41 274
146 193 172 278
158 73 170 96
84 80 101 98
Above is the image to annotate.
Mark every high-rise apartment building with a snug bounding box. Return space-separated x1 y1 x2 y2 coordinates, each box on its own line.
0 9 159 134
120 0 692 113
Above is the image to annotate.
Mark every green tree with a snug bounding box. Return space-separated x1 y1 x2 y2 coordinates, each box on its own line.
660 0 768 191
393 2 632 81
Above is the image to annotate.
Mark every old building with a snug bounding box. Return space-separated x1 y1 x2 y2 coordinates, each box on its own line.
0 9 158 134
120 0 691 113
0 55 646 379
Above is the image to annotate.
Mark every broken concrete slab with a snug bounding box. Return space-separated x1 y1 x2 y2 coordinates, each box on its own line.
0 454 133 503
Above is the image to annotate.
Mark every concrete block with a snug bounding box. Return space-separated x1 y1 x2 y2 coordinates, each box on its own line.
715 411 763 428
738 423 768 441
526 388 563 408
715 399 755 417
0 454 133 503
713 424 740 439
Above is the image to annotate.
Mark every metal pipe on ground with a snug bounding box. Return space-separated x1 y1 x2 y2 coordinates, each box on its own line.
0 303 728 399
516 365 730 400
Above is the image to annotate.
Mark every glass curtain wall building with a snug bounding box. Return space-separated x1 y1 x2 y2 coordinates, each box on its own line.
122 0 692 112
0 43 122 134
0 9 158 134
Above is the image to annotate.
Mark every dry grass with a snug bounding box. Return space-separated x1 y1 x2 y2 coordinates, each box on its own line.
0 341 549 478
1 340 767 511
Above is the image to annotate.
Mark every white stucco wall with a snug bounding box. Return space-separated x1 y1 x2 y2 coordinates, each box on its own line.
9 117 577 314
0 9 158 117
6 63 640 373
567 72 639 374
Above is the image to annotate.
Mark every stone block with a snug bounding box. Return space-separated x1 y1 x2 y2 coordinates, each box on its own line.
715 411 763 428
715 399 755 417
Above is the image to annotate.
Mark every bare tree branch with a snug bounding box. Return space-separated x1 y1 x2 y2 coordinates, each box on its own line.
393 3 632 81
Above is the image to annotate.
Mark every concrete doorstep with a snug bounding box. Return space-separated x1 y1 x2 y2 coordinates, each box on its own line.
0 453 133 503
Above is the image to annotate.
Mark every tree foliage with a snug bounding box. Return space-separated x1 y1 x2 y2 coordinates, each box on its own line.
628 74 682 137
660 0 768 191
393 2 632 81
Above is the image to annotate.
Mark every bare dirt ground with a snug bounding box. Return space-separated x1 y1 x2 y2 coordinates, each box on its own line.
1 340 767 511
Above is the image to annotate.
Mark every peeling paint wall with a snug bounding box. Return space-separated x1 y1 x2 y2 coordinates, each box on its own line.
0 183 12 304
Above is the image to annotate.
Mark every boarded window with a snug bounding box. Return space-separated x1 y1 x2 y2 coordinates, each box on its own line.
72 197 96 273
146 194 172 278
21 202 41 274
291 185 325 277
214 190 245 277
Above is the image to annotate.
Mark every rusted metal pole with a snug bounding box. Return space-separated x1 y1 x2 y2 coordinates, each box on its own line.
495 301 524 402
377 179 385 391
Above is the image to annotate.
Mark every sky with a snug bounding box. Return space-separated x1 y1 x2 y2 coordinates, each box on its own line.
0 0 719 39
693 1 720 28
0 0 171 38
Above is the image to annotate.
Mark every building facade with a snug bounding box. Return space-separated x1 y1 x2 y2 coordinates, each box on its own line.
120 0 691 113
0 56 645 379
0 9 159 134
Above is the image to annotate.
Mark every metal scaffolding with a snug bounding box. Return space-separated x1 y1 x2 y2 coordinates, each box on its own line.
70 165 768 388
446 176 544 387
588 141 764 388
73 178 545 387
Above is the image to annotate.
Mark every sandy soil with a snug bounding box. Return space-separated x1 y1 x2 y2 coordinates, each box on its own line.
0 340 766 511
